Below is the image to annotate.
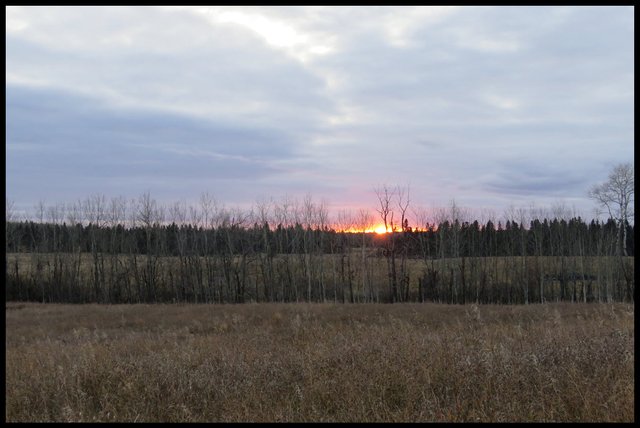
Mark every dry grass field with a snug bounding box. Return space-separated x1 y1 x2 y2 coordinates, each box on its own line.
5 302 634 422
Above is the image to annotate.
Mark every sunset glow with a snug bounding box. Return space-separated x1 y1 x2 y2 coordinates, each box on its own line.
340 224 392 234
339 224 430 234
373 225 388 234
346 225 392 234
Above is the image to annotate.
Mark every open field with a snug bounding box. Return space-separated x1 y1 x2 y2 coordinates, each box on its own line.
5 302 634 422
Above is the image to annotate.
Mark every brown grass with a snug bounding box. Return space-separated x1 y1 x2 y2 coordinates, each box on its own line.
5 302 634 422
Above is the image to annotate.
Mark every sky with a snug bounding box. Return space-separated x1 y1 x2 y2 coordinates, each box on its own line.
5 6 635 224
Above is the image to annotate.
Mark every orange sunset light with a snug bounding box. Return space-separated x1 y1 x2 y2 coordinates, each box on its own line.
339 224 433 234
371 224 391 234
341 224 410 234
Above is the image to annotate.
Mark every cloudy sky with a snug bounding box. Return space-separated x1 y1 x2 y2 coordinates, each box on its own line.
6 6 634 221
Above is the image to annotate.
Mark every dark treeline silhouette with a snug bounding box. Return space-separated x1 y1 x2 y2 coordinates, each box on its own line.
5 195 634 305
6 217 635 258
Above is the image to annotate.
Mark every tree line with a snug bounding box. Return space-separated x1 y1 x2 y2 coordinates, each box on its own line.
5 212 634 259
5 189 634 305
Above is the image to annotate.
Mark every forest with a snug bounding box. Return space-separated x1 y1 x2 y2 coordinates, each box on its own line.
5 190 634 305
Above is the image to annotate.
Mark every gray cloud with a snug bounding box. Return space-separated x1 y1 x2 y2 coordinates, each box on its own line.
5 6 634 218
480 158 595 206
6 85 298 203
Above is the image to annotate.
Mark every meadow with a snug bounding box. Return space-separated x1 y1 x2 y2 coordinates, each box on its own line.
5 301 634 422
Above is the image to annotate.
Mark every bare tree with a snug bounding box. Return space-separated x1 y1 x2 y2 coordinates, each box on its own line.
529 204 546 303
412 205 435 302
6 199 19 299
169 200 189 302
336 209 355 303
274 195 295 301
302 193 315 302
588 163 634 301
220 206 251 303
200 192 219 303
397 185 410 232
6 198 15 222
6 199 16 252
356 208 375 302
255 197 275 302
588 163 634 256
396 185 411 301
45 203 65 301
317 198 330 302
106 196 127 302
375 185 398 302
375 185 395 233
136 191 162 302
516 206 529 304
83 194 107 302
64 200 84 300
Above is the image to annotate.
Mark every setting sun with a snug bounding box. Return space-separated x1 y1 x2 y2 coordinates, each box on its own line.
340 224 394 234
341 223 417 234
359 224 394 234
373 224 389 234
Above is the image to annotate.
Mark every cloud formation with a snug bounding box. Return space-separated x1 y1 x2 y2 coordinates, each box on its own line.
6 6 634 219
